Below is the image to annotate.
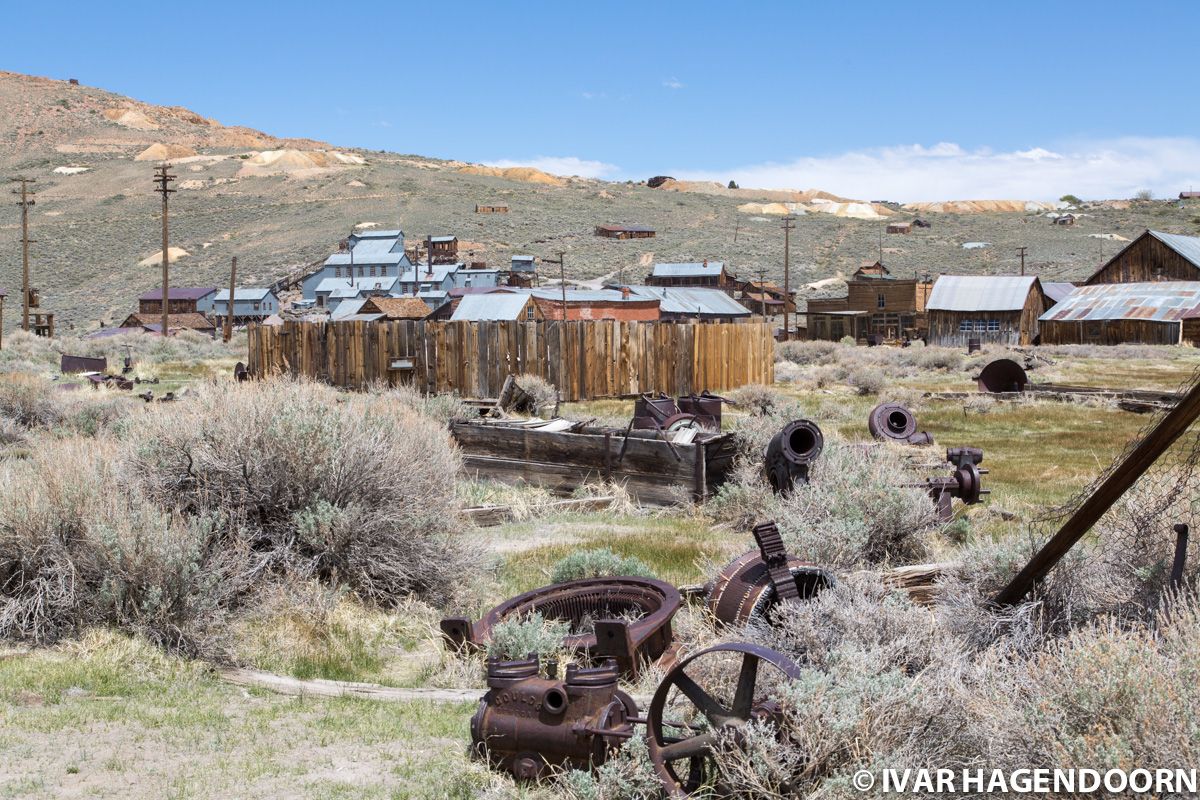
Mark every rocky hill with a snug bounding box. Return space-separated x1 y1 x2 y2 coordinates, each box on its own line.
1 70 1197 332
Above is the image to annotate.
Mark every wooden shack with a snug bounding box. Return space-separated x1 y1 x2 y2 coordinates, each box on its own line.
450 418 737 504
595 224 656 240
1039 282 1200 345
886 221 913 234
427 235 459 265
804 261 933 341
925 275 1046 346
475 203 509 213
1085 229 1200 285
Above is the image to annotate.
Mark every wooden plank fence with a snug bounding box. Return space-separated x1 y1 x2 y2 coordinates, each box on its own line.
248 320 774 401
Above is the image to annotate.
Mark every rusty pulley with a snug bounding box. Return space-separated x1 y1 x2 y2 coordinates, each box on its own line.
441 576 682 678
646 642 805 797
706 521 834 626
868 402 934 446
764 419 823 494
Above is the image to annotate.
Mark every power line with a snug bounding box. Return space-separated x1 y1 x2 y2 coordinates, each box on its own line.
153 164 177 337
10 177 36 332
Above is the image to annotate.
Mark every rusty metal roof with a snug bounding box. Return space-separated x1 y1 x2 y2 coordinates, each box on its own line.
1042 282 1076 304
1039 281 1200 323
137 287 217 301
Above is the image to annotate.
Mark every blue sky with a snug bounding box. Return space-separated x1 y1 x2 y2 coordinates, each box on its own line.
7 0 1199 200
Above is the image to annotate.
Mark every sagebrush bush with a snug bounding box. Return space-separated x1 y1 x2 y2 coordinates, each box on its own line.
846 365 886 395
0 373 62 428
124 379 472 604
557 736 660 800
550 548 654 583
729 383 780 416
775 340 838 366
486 612 571 661
0 439 248 651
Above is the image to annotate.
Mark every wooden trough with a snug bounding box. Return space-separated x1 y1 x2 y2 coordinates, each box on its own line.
450 419 738 505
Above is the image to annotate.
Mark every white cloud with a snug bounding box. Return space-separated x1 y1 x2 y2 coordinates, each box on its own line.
663 77 684 90
487 155 620 180
674 137 1200 201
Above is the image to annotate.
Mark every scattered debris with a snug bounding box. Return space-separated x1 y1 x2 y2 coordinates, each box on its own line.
868 402 934 446
441 576 681 679
764 419 823 494
471 655 637 781
925 461 989 521
706 521 834 627
60 354 107 374
463 496 616 527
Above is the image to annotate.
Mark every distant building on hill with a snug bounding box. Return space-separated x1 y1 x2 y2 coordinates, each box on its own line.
213 288 279 326
138 287 216 315
595 224 655 239
646 261 736 291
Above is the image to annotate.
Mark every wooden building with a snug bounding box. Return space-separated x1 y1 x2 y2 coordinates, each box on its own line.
138 287 217 315
1039 282 1200 346
475 203 509 213
925 275 1046 347
1084 229 1200 285
886 221 913 234
595 224 656 240
427 235 459 265
531 289 661 322
359 296 433 321
119 312 217 336
804 261 933 341
646 261 736 290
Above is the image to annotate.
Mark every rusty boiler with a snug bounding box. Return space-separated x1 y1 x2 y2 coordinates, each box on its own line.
471 654 637 781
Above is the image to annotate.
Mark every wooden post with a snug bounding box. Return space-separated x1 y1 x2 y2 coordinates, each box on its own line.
153 164 176 337
782 215 795 340
224 256 238 342
995 377 1200 605
10 177 35 332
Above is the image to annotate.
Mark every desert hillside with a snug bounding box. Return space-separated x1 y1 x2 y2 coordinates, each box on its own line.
1 70 1196 331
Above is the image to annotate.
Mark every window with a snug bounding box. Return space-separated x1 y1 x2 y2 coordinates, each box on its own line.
358 266 365 277
526 304 535 321
959 319 974 332
253 303 260 311
335 266 342 278
317 296 325 308
987 319 1000 332
877 293 886 309
369 265 377 277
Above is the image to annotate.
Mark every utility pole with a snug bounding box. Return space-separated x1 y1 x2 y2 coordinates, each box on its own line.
224 256 238 342
11 177 36 332
153 164 176 337
782 215 796 340
753 267 768 319
1016 246 1028 277
542 251 569 390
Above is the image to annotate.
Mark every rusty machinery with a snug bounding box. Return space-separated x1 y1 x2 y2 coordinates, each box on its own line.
633 392 730 432
441 576 681 678
471 654 639 780
976 358 1029 393
868 402 934 446
925 458 989 521
471 643 806 797
764 419 824 494
646 643 804 797
706 521 834 627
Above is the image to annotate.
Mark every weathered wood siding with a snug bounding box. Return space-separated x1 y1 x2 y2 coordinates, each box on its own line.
926 284 1046 347
247 319 774 401
1184 318 1200 346
1040 318 1182 346
451 423 738 504
1086 233 1200 284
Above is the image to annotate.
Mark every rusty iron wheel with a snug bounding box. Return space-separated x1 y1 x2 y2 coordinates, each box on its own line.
646 643 804 797
868 402 917 442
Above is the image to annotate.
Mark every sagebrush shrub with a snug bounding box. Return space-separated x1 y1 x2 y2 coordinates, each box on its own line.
550 548 654 583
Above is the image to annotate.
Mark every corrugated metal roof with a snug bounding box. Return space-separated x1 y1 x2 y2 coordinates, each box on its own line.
138 287 217 301
430 235 456 243
927 275 1038 312
317 277 398 298
215 288 274 301
1039 281 1200 323
629 286 750 316
353 229 404 239
651 262 725 278
451 293 530 321
1149 230 1200 269
1042 282 1076 305
329 299 369 320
